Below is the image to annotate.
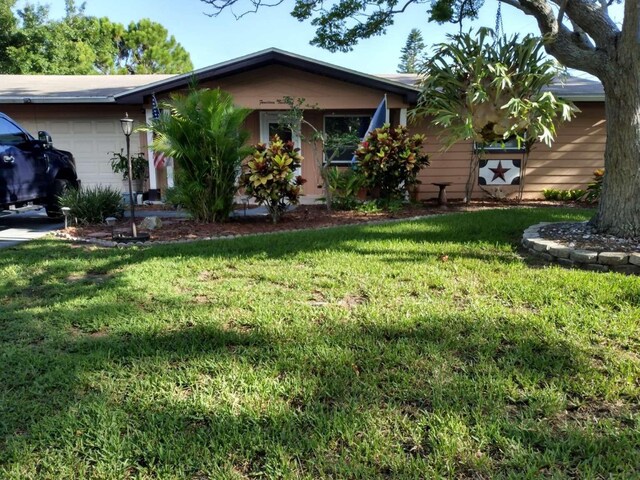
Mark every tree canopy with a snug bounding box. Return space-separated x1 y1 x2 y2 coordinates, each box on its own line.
0 0 193 74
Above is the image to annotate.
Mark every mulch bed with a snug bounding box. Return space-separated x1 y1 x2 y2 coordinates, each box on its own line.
538 222 640 253
63 200 587 244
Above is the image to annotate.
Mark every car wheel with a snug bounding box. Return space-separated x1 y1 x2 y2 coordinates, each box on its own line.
45 178 72 218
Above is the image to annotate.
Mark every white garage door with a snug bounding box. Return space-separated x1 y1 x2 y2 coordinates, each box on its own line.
11 108 145 192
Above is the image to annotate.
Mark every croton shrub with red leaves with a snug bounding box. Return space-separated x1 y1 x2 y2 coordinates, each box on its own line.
241 135 307 223
354 124 429 201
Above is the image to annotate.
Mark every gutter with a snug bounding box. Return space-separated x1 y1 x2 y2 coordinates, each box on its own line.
0 96 117 104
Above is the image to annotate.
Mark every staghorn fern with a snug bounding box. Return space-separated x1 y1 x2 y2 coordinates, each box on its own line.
411 28 578 150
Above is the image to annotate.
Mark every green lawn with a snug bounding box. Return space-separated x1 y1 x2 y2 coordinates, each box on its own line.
1 208 639 479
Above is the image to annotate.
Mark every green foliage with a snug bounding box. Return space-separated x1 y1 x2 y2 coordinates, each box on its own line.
0 1 192 74
397 28 425 73
58 185 123 225
162 186 182 208
116 19 193 74
241 134 306 223
585 169 605 203
109 150 148 181
354 124 429 200
542 188 586 201
323 166 364 210
411 29 578 149
147 88 253 223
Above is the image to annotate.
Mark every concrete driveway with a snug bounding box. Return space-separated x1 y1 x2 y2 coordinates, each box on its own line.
0 209 63 249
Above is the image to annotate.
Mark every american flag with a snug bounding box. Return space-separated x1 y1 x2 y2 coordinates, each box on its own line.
151 94 166 168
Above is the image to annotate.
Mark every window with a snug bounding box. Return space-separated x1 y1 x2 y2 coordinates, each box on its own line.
474 136 526 153
323 115 371 165
0 117 28 146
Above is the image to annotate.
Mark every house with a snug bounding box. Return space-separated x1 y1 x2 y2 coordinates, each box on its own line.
0 48 606 202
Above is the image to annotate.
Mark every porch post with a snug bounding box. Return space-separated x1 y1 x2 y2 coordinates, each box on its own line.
399 108 407 127
145 108 158 191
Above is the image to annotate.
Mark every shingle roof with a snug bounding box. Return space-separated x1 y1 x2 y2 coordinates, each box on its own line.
0 50 604 104
0 74 175 103
376 73 604 101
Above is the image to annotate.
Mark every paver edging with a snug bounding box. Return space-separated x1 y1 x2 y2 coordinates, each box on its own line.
523 222 640 275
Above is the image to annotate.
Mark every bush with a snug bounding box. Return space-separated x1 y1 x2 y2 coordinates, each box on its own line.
585 169 604 203
147 88 252 222
241 135 306 223
58 185 123 225
542 188 587 201
354 124 429 200
323 166 364 211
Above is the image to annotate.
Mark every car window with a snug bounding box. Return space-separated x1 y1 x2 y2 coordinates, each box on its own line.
0 117 29 145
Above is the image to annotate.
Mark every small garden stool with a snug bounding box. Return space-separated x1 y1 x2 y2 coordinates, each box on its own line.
432 182 452 207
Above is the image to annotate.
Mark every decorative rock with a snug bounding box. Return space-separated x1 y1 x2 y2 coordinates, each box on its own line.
629 253 640 266
139 216 162 230
569 249 598 263
597 252 629 266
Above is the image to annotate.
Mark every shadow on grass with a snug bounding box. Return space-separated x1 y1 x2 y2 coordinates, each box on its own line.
2 302 637 477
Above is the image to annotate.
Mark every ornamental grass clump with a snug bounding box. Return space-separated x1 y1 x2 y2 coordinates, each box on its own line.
58 185 124 225
354 124 429 201
241 135 306 223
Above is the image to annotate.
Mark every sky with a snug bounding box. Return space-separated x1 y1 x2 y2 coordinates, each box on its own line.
14 0 624 77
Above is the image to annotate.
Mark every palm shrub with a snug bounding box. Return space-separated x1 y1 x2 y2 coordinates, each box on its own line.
324 166 365 210
241 135 306 223
147 88 252 222
354 124 429 201
58 185 123 225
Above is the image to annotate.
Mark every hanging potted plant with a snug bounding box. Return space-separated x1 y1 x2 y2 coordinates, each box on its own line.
411 28 577 201
110 149 148 194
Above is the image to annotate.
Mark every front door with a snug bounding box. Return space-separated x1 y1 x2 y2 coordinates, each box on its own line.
259 112 302 177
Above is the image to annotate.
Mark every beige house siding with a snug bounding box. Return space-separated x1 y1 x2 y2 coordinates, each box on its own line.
412 102 606 200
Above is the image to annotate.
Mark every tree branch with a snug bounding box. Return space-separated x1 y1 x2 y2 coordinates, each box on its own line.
503 0 611 77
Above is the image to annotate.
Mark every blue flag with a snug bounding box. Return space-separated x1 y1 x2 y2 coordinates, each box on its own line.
366 96 388 135
352 96 387 165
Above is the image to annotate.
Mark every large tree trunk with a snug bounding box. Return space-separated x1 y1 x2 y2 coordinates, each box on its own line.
591 62 640 237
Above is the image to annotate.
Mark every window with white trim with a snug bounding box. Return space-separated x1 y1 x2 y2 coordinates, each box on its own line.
323 115 371 165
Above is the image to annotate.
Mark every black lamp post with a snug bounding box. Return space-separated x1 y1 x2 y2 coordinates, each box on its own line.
120 113 137 238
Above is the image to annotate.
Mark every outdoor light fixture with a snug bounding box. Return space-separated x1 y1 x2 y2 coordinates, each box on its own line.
61 206 71 229
119 113 137 238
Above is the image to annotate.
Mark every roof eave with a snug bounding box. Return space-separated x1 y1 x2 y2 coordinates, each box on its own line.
114 48 420 105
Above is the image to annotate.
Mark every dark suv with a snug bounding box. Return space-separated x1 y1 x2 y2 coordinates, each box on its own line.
0 112 79 217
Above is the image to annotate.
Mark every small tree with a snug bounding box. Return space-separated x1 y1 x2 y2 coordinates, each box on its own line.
240 135 306 223
277 96 361 211
397 28 424 74
355 124 429 201
147 88 252 222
